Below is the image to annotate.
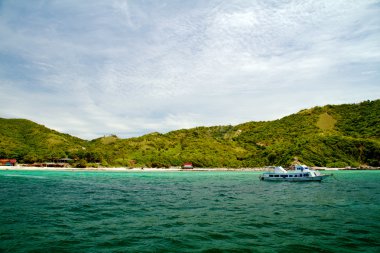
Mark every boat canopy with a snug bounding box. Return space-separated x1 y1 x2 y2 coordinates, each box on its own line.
274 166 287 173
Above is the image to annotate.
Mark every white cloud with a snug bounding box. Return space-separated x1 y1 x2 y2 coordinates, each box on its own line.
0 0 379 139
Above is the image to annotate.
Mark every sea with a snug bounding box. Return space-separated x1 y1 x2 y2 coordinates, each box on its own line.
0 170 379 253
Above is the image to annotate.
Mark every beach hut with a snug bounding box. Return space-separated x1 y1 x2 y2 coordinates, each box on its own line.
182 162 193 169
58 158 73 163
0 159 17 166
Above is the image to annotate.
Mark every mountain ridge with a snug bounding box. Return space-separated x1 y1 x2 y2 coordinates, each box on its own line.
1 99 379 168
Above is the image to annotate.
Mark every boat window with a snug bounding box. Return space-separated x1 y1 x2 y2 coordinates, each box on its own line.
274 175 279 177
294 175 297 177
304 173 309 177
269 175 273 177
299 174 303 177
289 175 293 177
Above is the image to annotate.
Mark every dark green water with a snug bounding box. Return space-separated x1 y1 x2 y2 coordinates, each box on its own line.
0 170 379 252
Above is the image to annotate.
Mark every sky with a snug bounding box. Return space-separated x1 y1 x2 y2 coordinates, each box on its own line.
0 0 379 140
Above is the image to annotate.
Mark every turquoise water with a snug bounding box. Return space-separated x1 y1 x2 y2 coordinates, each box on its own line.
0 170 379 252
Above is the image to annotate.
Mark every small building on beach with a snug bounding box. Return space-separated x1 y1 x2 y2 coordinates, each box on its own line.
58 158 73 163
182 162 193 169
0 159 17 166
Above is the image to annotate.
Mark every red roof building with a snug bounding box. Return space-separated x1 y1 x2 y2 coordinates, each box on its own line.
182 162 193 169
0 159 17 166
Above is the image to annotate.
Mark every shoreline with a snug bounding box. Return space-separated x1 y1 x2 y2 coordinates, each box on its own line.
0 166 265 172
0 166 378 172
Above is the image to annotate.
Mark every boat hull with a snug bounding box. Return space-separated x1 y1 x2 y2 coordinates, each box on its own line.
260 175 330 182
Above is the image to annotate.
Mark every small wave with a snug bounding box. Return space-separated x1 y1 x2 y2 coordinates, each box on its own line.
205 231 232 240
3 174 46 179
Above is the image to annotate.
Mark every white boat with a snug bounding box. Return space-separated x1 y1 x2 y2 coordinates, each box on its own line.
259 165 331 182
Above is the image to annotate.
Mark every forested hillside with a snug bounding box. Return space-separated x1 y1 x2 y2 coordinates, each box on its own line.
1 100 379 168
0 119 87 164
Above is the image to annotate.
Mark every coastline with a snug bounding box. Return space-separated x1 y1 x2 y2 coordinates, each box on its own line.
0 166 265 172
1 166 378 172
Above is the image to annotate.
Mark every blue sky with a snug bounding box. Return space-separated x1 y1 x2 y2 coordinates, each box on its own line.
0 0 379 139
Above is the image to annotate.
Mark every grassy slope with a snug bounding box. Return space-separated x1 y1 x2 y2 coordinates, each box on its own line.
0 118 87 162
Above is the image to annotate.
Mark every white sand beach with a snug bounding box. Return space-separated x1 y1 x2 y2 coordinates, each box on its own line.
0 166 270 172
0 165 352 172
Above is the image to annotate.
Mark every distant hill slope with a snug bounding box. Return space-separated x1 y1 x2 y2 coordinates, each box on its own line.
87 99 380 168
0 118 87 163
1 100 379 167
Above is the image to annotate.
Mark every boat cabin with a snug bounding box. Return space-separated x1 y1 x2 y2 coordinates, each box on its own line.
267 172 313 178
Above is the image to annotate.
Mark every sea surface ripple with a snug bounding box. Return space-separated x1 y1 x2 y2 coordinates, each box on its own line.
0 170 379 252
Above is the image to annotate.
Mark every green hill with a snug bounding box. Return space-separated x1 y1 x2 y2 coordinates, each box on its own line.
0 118 87 163
1 100 379 168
